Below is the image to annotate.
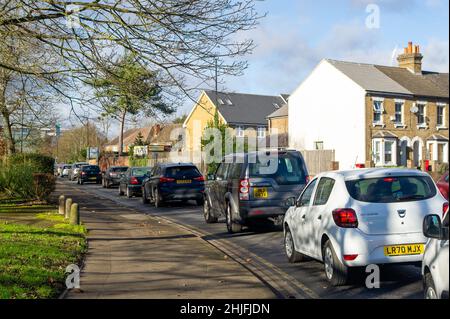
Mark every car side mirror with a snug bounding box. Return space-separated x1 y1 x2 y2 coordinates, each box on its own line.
207 174 216 181
423 214 443 239
286 197 296 207
295 198 302 207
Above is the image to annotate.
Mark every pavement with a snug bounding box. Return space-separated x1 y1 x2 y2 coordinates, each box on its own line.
54 182 276 299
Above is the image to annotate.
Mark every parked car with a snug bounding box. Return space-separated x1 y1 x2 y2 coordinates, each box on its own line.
203 150 309 233
436 171 449 200
142 163 205 207
422 209 449 299
61 165 71 178
102 166 129 188
77 165 102 185
283 168 448 286
118 167 152 198
69 162 89 181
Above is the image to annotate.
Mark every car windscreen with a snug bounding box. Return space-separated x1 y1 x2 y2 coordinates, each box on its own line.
248 153 306 185
165 166 201 179
345 176 437 203
131 168 150 177
83 166 100 172
63 166 71 169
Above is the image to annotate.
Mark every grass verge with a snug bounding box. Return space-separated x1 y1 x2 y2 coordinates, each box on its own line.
0 207 87 299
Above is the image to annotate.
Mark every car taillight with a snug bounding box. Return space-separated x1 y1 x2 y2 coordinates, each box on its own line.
239 179 249 201
81 172 86 176
343 254 358 261
443 202 449 217
159 177 175 183
194 176 205 182
332 208 358 228
130 177 139 185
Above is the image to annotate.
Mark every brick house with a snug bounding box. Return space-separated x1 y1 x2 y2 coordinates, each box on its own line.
183 90 288 157
289 42 449 170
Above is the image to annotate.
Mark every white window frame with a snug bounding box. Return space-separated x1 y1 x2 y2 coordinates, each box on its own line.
257 127 266 139
314 141 324 150
437 103 447 129
372 98 385 127
372 138 397 166
235 126 244 138
394 100 405 128
416 102 428 129
426 140 449 164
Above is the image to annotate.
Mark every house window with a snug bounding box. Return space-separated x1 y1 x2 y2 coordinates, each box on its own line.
373 100 383 125
373 140 381 164
394 102 403 124
257 127 266 139
314 141 324 150
437 105 445 127
235 126 244 138
372 138 397 166
384 141 394 164
417 104 426 126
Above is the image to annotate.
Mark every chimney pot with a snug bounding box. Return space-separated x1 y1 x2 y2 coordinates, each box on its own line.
408 41 413 53
397 42 423 74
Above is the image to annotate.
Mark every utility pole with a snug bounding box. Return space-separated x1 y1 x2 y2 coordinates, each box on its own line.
20 103 24 153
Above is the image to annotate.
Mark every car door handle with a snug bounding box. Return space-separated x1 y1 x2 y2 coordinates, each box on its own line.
301 214 306 219
317 215 322 220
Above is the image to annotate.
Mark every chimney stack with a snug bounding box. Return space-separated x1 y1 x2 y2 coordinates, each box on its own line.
397 41 423 74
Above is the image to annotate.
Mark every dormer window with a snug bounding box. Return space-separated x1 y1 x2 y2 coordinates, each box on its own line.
217 98 224 105
226 99 233 105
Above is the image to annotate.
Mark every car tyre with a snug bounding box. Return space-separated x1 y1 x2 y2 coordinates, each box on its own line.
424 272 438 299
102 179 106 188
226 202 242 234
196 198 204 206
154 188 163 208
118 184 124 196
142 188 150 204
203 199 218 224
285 227 305 263
126 187 132 198
323 240 348 286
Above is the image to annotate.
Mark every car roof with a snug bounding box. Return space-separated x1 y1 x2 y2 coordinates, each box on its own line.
318 168 430 181
159 163 196 168
223 149 300 161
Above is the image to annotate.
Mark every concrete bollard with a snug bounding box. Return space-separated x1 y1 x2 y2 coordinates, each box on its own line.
58 195 65 215
65 198 73 219
70 203 80 225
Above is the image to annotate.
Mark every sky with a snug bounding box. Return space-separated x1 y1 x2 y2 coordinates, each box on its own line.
62 0 449 137
175 0 449 116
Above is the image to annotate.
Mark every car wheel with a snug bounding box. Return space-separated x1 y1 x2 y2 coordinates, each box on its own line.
196 198 204 206
226 202 242 234
142 188 150 204
424 273 438 299
285 227 305 263
203 199 218 224
106 180 111 189
102 179 106 188
126 187 132 198
323 240 348 286
154 188 163 208
118 185 124 196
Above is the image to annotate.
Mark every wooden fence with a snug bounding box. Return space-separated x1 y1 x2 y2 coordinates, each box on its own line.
300 149 337 177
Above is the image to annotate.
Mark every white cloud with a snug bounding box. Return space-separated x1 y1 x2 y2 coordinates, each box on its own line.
422 39 449 72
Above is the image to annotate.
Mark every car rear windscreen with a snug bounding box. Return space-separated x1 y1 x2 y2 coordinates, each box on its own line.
111 167 128 172
248 153 306 185
83 166 100 172
131 168 150 176
165 166 201 179
346 176 437 203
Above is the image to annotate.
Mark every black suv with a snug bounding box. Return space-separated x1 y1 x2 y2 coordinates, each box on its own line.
77 165 102 185
204 150 309 233
102 166 129 188
142 163 205 207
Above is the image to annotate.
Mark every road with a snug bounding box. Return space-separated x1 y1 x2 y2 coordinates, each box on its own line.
65 179 423 299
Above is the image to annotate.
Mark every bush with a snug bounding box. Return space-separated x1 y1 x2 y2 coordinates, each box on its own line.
129 158 148 167
32 173 56 201
0 154 56 201
8 153 55 174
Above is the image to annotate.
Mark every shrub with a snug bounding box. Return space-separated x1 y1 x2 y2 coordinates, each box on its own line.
32 173 56 201
8 153 55 174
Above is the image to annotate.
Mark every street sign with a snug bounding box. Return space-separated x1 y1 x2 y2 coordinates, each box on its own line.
134 145 148 157
87 147 99 160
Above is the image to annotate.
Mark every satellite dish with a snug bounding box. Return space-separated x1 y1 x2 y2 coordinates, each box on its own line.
410 106 419 113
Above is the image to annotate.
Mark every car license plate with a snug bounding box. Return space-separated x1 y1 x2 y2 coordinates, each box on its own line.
254 187 268 198
384 243 424 256
177 180 191 184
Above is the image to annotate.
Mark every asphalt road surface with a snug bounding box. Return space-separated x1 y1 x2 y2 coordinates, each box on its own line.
65 179 423 299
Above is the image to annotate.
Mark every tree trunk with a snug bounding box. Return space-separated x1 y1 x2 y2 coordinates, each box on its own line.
0 82 15 155
118 110 126 155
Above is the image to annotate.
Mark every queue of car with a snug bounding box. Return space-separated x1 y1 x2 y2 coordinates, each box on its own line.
57 151 448 298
